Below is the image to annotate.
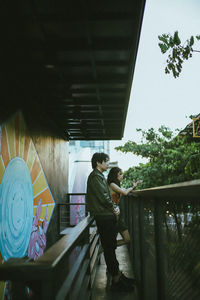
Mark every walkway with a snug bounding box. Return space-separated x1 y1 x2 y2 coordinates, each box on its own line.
91 243 139 300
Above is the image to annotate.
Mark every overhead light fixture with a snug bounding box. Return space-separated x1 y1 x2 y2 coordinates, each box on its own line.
45 64 55 69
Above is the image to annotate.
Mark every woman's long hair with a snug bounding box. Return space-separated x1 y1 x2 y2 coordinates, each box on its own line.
107 167 122 187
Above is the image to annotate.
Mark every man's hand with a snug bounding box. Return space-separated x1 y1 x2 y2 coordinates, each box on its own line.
113 206 120 221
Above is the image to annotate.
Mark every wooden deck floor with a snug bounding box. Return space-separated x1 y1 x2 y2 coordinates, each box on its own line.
91 244 139 300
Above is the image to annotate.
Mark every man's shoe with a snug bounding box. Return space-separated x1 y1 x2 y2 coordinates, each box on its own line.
111 276 134 292
120 273 136 286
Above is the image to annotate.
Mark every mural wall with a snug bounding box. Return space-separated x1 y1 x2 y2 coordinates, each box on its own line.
0 111 55 298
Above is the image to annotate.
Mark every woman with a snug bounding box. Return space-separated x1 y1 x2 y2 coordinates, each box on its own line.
107 167 142 247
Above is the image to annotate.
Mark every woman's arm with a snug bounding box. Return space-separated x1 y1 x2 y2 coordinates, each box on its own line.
110 182 134 196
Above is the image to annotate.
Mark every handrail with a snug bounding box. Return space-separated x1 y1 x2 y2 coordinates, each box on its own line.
67 193 87 196
0 215 100 300
0 216 93 273
37 216 94 267
133 179 200 199
56 244 89 300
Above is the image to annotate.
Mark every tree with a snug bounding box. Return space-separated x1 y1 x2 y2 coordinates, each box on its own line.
115 125 200 189
158 31 200 78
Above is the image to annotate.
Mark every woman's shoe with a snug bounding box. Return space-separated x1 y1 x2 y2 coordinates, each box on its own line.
111 276 134 292
120 272 136 286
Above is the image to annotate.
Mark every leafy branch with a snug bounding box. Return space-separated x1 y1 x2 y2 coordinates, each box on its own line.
158 31 200 78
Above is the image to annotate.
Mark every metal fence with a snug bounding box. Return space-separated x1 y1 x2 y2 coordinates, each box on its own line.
58 193 87 232
124 180 200 300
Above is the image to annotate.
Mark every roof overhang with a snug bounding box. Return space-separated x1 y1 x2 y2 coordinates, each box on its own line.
0 0 146 140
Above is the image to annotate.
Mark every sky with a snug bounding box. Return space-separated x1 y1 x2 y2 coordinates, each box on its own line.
110 0 200 171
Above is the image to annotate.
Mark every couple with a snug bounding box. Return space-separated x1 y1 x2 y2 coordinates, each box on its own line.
86 152 142 292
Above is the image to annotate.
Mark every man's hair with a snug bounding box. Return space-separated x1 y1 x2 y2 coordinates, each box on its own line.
91 152 109 169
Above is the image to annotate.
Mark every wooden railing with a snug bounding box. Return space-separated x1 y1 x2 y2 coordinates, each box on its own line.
124 179 200 300
0 216 100 300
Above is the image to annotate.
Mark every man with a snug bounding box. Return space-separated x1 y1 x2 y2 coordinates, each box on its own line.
86 152 134 291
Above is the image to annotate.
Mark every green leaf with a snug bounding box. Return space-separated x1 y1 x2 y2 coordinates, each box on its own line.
174 31 181 45
190 36 194 46
159 43 169 54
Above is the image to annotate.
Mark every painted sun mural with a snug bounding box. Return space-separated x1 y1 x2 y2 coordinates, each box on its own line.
0 111 55 298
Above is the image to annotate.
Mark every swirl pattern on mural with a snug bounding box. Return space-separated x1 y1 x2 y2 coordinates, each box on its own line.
0 157 33 260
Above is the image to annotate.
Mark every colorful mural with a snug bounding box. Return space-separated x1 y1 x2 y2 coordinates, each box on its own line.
28 199 48 260
0 111 55 299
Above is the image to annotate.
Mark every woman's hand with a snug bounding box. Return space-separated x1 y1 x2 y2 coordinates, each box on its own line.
136 179 143 186
132 179 143 189
132 179 138 188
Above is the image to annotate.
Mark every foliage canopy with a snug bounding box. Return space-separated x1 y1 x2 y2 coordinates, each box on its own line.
115 125 200 189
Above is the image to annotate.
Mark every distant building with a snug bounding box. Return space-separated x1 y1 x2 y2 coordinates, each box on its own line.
179 114 200 140
68 140 110 225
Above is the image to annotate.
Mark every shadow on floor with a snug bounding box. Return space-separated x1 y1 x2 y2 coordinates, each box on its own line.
91 244 139 300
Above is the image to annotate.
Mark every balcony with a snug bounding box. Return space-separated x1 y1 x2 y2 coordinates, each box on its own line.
0 180 199 299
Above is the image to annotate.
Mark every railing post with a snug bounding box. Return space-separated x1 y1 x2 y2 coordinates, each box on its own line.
67 193 70 227
154 198 166 300
138 198 145 300
11 281 27 300
40 280 55 300
58 204 61 233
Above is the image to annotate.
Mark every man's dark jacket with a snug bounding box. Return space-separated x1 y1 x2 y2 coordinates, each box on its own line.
86 168 114 216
